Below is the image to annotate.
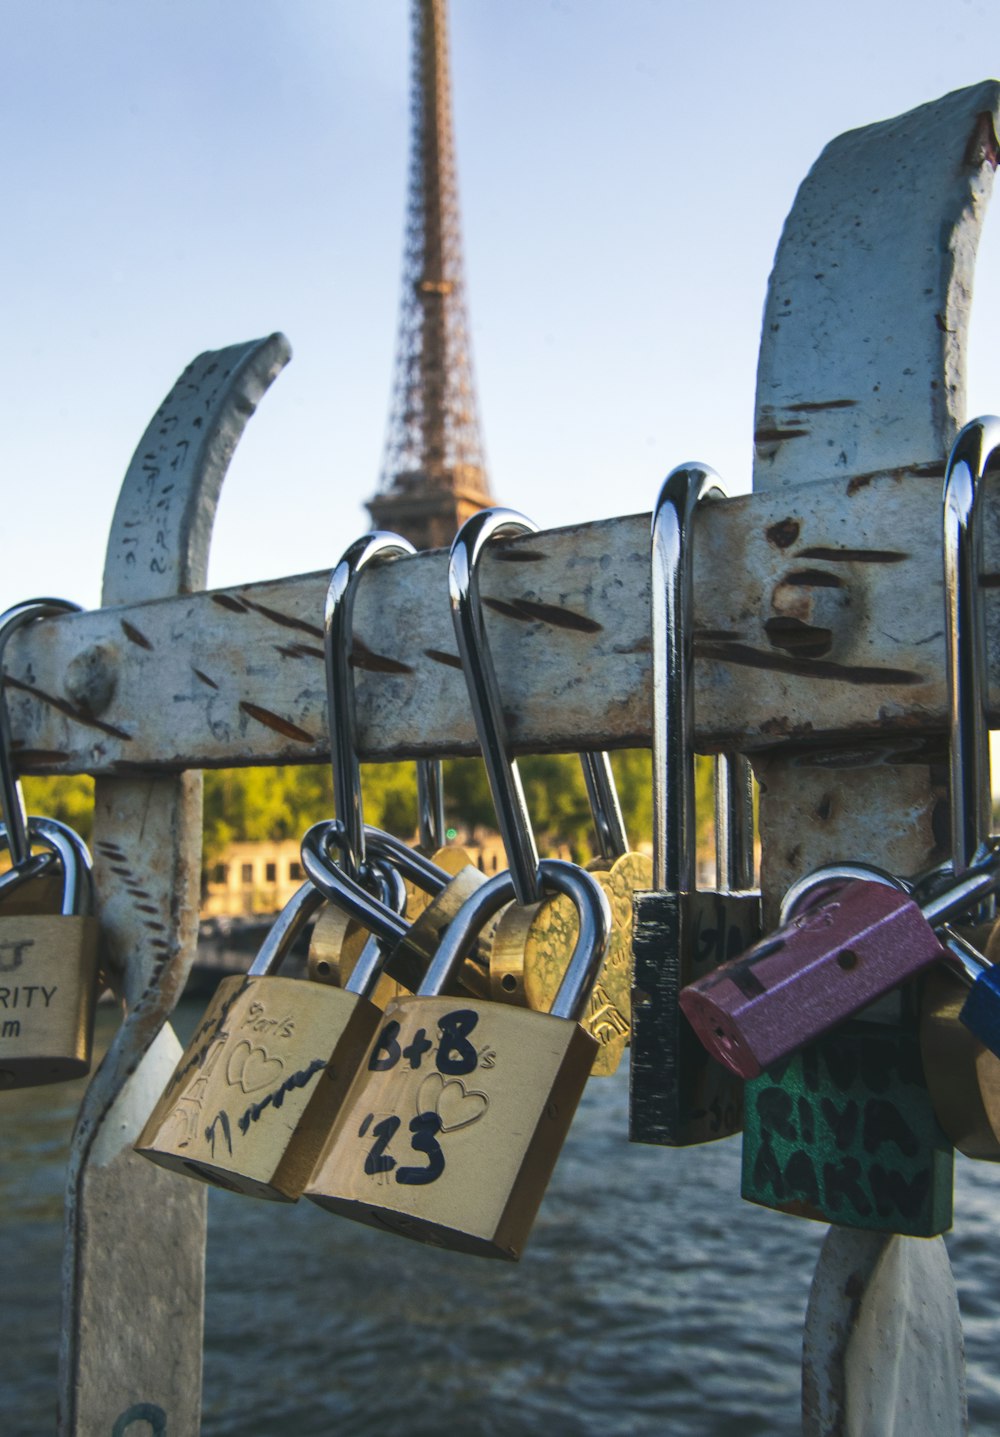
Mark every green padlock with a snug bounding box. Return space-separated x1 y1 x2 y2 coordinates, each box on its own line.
740 864 953 1237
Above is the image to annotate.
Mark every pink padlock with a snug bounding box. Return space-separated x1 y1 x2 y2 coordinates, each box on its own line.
678 855 1000 1079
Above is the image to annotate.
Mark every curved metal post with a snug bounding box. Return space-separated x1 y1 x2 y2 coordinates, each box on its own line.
58 334 290 1434
748 80 1000 1434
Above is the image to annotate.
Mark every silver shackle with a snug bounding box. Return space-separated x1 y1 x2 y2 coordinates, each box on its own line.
419 859 611 1021
942 415 1000 878
0 599 82 868
326 532 446 878
651 465 754 895
449 507 630 905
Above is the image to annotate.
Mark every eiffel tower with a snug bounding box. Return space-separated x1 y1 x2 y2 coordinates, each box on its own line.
367 0 495 551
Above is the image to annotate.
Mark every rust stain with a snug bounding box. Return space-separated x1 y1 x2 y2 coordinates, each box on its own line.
241 598 324 639
492 547 548 562
192 668 219 689
136 904 160 915
482 596 529 621
785 399 857 413
350 639 414 676
239 701 315 744
481 595 601 633
212 593 249 614
965 110 1000 170
782 569 845 589
797 547 907 563
766 518 800 549
694 629 744 642
275 642 324 662
121 620 153 650
424 648 464 670
847 473 873 495
754 426 810 443
763 618 834 658
513 599 602 633
6 677 132 740
696 639 923 686
11 748 70 765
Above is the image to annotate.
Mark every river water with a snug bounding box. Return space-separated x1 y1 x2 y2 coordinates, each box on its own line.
4 999 1000 1435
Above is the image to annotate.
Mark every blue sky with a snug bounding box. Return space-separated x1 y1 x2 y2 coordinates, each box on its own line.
1 1 997 612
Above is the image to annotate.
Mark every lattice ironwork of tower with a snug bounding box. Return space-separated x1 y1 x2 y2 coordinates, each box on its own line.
367 0 495 552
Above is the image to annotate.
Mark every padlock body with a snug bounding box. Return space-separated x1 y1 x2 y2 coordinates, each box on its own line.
496 852 650 1078
741 1010 954 1236
679 881 947 1079
0 913 99 1087
629 888 755 1144
393 863 493 999
305 995 598 1259
921 932 1000 1161
136 974 381 1201
308 904 410 1009
308 863 492 1004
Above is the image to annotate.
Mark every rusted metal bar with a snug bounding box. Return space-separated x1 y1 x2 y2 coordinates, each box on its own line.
8 464 1000 772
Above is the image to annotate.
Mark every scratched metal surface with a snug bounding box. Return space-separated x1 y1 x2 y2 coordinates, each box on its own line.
751 80 1000 1434
58 335 291 1434
8 466 1000 771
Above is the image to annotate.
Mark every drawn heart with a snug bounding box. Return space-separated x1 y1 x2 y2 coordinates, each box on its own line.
417 1071 489 1132
226 1040 284 1094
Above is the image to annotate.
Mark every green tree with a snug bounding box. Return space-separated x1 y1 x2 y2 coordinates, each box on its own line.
17 747 726 884
20 774 95 844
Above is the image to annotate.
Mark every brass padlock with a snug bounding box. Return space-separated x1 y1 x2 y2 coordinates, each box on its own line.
305 858 610 1260
136 876 392 1201
308 842 409 1004
303 822 492 1000
447 506 638 1072
492 752 649 1075
312 528 494 1002
0 816 99 1088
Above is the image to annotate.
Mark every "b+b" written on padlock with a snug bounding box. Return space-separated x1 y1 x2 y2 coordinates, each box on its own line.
304 859 610 1260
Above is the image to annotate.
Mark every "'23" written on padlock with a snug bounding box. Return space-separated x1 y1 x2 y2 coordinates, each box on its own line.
305 861 609 1261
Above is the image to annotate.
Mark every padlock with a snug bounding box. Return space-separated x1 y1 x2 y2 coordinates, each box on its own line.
629 465 758 1145
918 414 1000 1158
135 873 395 1201
307 833 410 1003
304 857 611 1260
679 843 1000 1079
0 596 99 1088
448 506 637 1073
492 750 650 1075
303 822 491 999
0 815 99 1088
734 862 954 1235
311 528 493 1000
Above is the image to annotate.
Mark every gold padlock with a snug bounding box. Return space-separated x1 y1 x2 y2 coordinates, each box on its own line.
304 823 493 1001
492 752 648 1075
0 816 99 1089
305 858 610 1260
308 847 410 1006
136 878 391 1201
